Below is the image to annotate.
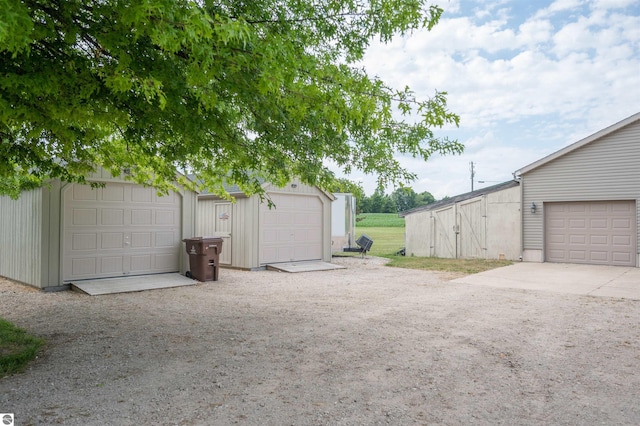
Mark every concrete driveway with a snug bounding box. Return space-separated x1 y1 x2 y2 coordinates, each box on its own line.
452 262 640 300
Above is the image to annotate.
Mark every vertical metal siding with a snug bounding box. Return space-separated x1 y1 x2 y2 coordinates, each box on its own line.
404 185 521 260
405 210 432 257
180 189 197 274
522 121 640 254
0 189 44 287
195 181 333 269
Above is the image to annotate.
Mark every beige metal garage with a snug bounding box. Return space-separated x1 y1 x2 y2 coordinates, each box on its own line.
195 180 334 270
0 170 197 290
518 112 640 267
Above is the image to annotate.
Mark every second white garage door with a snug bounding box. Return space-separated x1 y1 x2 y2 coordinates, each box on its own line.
260 193 323 264
545 200 636 266
62 183 182 281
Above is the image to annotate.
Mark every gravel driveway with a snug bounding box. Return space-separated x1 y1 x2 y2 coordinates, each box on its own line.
1 257 639 425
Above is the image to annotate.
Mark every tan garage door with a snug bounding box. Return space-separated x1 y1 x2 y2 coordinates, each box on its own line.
260 193 323 264
545 201 636 266
63 183 182 281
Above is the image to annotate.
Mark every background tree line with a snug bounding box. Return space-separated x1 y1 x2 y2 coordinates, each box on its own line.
327 177 437 214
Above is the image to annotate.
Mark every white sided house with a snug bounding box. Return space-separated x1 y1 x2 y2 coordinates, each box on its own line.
517 112 640 267
400 181 521 260
0 169 197 290
195 179 334 270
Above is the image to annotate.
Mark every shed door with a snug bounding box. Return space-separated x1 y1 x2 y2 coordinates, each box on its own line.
260 193 323 264
458 199 485 259
63 183 181 281
214 203 232 265
545 201 636 266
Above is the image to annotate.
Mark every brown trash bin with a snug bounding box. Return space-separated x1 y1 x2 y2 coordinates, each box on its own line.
183 237 224 282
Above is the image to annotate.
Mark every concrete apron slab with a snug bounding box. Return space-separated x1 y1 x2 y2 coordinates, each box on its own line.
452 262 640 300
266 261 346 273
71 273 198 296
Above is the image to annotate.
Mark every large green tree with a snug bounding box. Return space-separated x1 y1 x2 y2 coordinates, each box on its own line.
391 186 418 212
0 0 462 199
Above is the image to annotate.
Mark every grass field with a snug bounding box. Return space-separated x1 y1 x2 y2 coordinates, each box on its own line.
0 317 44 379
337 213 512 274
352 213 405 257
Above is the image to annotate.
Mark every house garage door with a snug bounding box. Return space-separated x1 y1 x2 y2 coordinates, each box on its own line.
63 183 182 281
545 201 636 266
260 193 323 264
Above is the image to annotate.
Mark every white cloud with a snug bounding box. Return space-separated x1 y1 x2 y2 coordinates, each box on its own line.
347 1 640 197
534 0 585 19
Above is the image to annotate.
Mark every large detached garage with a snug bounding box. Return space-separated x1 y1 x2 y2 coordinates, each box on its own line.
0 170 197 290
195 180 334 270
518 112 640 267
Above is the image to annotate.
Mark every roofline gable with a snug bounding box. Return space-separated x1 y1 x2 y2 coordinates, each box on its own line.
399 180 519 217
516 112 640 175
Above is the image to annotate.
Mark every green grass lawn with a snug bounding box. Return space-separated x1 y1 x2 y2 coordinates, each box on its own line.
0 317 44 379
337 213 512 274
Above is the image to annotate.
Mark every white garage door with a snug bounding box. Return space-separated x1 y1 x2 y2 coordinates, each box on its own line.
260 193 323 264
545 201 636 266
63 183 182 281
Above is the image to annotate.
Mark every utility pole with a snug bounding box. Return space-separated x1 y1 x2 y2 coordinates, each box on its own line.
470 161 475 191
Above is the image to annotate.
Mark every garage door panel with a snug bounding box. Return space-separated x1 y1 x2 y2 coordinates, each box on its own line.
101 257 124 273
589 235 607 245
545 200 636 266
131 186 153 202
103 185 125 201
568 234 585 244
589 251 608 262
278 212 293 224
260 194 323 264
568 250 587 261
156 191 178 204
589 218 607 229
156 210 177 225
102 208 125 225
612 218 631 228
613 252 632 262
73 185 98 201
132 209 152 225
73 209 98 226
63 183 181 281
131 233 152 248
131 255 152 271
102 233 124 249
612 235 631 246
72 257 97 276
73 234 97 250
569 219 586 229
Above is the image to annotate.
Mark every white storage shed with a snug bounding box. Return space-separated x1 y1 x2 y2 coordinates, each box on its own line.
195 180 335 270
0 170 197 290
400 181 521 260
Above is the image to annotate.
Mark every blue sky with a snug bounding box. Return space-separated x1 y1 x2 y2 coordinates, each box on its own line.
337 0 640 198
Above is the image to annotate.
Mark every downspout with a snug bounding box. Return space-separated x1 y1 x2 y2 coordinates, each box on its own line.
516 172 524 261
455 204 460 259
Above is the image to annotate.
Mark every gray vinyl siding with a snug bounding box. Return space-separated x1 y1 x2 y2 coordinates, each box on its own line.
522 120 640 253
0 189 45 287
